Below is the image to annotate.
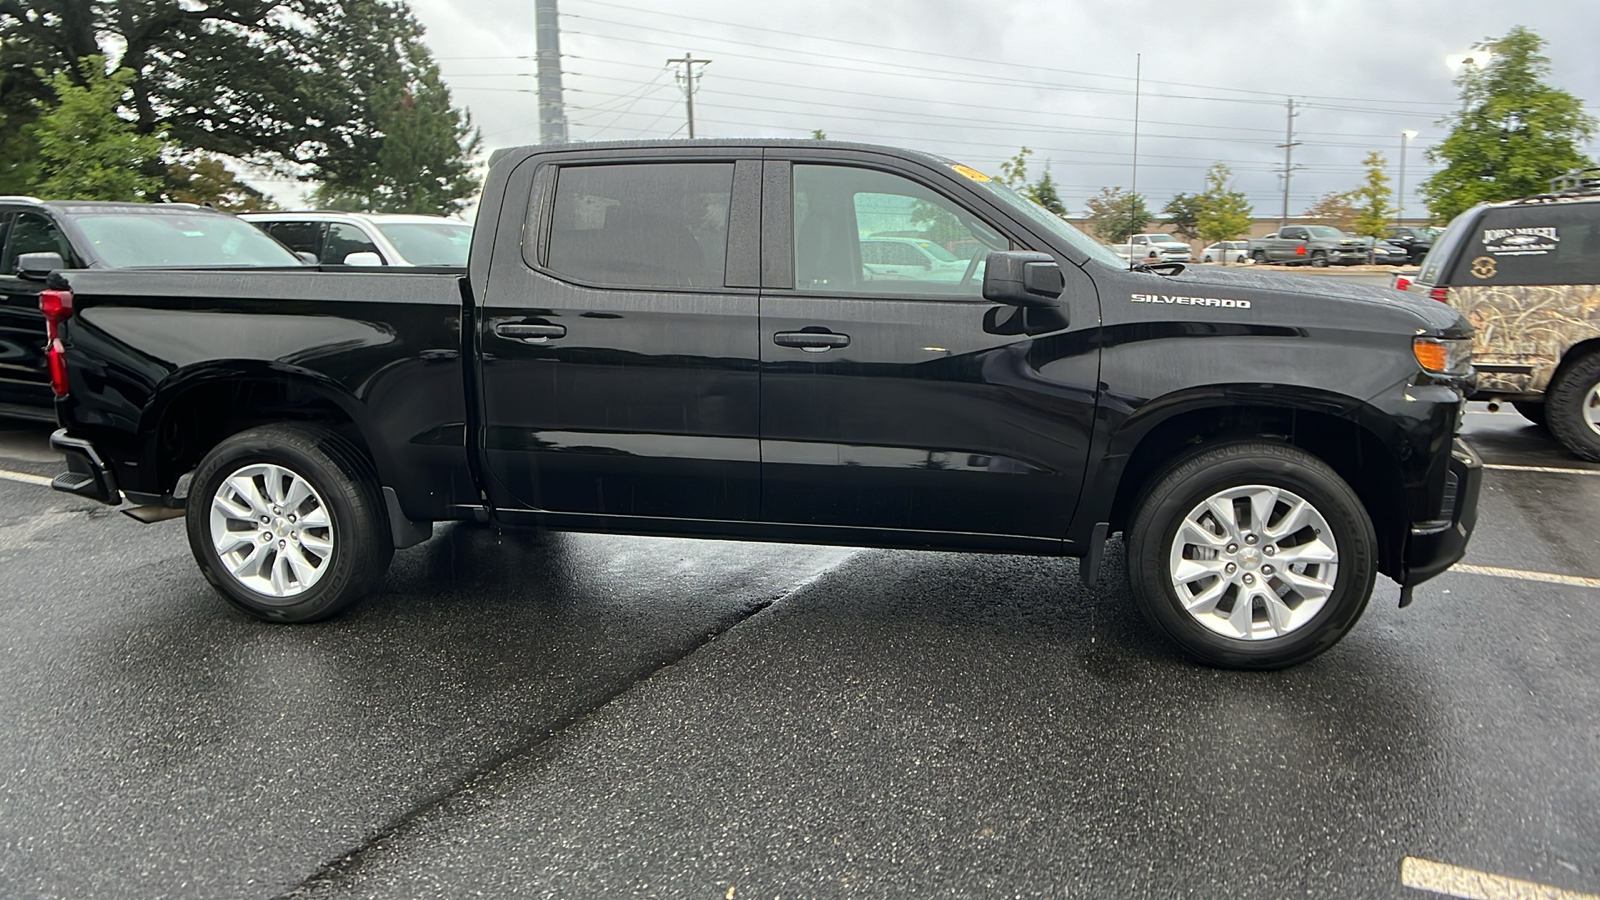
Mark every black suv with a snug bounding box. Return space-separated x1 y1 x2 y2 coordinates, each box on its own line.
0 198 302 420
1383 226 1436 264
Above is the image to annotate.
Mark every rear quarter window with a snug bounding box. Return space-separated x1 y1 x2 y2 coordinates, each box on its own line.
1443 202 1600 287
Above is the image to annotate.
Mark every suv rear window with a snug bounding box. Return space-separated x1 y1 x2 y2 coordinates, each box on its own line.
1442 202 1600 287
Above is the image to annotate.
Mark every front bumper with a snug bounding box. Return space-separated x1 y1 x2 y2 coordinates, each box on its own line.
1400 437 1482 586
50 429 120 505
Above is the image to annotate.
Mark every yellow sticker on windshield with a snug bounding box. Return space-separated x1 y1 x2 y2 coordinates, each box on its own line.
951 164 992 183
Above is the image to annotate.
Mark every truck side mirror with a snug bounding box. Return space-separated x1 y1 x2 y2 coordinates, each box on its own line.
342 251 384 267
16 252 65 281
294 252 319 266
983 251 1063 308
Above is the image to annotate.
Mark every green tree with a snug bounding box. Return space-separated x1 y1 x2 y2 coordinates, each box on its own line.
1420 26 1596 222
0 0 480 211
1162 191 1204 243
1304 191 1357 231
0 33 52 193
1195 163 1253 253
165 155 270 211
998 146 1033 189
33 60 167 201
1028 167 1067 217
1350 151 1392 237
1084 186 1151 244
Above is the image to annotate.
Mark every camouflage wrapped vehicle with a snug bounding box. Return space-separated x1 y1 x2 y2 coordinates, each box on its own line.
1406 170 1600 461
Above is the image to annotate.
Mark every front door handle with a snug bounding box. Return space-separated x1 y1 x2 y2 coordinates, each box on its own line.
494 322 567 343
773 330 850 352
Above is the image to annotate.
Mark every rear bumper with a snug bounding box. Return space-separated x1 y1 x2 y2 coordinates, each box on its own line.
50 429 120 505
1400 437 1482 586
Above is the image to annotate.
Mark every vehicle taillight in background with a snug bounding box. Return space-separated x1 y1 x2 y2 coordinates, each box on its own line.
1393 275 1412 292
1429 286 1449 303
39 289 73 397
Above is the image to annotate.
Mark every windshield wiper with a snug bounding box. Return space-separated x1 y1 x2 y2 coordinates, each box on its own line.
1129 260 1186 276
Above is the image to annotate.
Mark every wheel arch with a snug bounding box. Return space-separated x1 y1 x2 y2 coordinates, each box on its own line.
1551 336 1600 391
1093 386 1410 580
140 361 392 502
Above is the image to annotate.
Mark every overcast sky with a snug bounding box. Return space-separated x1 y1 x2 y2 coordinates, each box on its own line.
392 0 1600 221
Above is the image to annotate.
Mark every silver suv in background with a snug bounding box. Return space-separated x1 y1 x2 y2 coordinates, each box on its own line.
241 212 473 267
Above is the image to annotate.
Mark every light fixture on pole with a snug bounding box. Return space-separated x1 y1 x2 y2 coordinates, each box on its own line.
1397 130 1418 227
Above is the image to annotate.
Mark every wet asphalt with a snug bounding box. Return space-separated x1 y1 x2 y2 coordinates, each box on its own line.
0 407 1596 899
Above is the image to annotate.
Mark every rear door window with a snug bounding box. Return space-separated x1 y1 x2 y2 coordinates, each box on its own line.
1444 203 1600 286
541 162 733 289
322 223 383 265
262 221 325 259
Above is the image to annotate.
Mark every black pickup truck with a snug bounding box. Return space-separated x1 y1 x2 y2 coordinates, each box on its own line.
44 140 1481 669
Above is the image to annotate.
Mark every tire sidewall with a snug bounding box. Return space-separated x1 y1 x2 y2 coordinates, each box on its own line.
1128 445 1376 669
185 428 374 622
1546 354 1600 462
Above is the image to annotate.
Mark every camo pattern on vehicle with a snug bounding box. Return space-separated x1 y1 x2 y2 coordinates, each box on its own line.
1450 283 1600 393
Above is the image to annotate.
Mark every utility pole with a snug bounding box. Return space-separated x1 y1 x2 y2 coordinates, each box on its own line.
1276 97 1302 230
534 0 568 143
1397 129 1418 227
668 53 711 139
1130 52 1141 242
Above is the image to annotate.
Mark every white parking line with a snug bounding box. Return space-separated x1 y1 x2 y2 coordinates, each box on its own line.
1451 564 1600 590
0 468 53 488
1483 464 1600 476
1402 856 1599 899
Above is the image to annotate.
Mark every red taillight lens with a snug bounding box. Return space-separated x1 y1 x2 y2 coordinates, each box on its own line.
1429 286 1449 303
47 340 69 397
38 290 74 397
1394 276 1412 291
40 289 73 326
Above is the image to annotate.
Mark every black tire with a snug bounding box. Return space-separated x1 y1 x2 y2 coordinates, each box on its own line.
185 424 394 622
1545 352 1600 462
1309 250 1329 267
1250 250 1269 265
1126 441 1377 669
1512 401 1548 430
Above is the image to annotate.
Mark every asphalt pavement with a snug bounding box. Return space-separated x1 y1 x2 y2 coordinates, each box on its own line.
0 409 1597 899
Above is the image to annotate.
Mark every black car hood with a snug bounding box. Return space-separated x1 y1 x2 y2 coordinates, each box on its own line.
1157 265 1468 336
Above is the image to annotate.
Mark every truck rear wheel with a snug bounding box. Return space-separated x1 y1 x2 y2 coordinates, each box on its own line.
1545 352 1600 462
1250 250 1268 265
1126 441 1377 669
185 424 393 622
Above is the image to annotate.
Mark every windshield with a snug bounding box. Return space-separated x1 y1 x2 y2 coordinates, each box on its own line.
1306 225 1346 239
967 175 1128 268
73 213 301 268
1151 234 1182 243
374 222 473 266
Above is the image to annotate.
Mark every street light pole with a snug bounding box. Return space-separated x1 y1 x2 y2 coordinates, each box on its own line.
1397 130 1418 227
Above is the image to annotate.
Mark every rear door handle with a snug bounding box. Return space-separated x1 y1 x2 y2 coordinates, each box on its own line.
773 330 850 352
493 322 567 343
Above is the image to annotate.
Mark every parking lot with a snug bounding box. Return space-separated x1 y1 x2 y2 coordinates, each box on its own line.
0 406 1597 899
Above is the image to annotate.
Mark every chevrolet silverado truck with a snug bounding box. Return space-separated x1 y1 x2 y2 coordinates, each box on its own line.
44 140 1481 669
1247 225 1369 267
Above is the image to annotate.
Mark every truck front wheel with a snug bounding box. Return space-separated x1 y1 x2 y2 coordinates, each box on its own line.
1309 250 1329 267
1126 442 1377 669
185 424 394 622
1545 352 1600 462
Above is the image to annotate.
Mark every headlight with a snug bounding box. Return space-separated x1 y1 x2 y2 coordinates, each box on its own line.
1413 337 1472 375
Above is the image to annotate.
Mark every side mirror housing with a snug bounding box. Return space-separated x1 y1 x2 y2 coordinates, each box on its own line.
342 251 384 267
294 251 319 266
982 251 1063 308
16 251 65 281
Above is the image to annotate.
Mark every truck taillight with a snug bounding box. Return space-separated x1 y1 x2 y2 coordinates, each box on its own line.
39 289 73 397
1429 286 1449 303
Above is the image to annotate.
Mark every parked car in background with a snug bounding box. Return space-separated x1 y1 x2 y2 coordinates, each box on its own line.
1346 234 1411 266
1124 233 1192 262
0 197 302 420
1402 169 1600 460
859 236 971 283
1247 225 1368 267
240 212 473 267
1384 225 1437 264
1200 241 1248 264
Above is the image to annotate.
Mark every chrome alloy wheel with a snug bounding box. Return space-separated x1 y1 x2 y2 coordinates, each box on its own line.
209 463 335 599
1584 382 1600 437
1168 484 1339 640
